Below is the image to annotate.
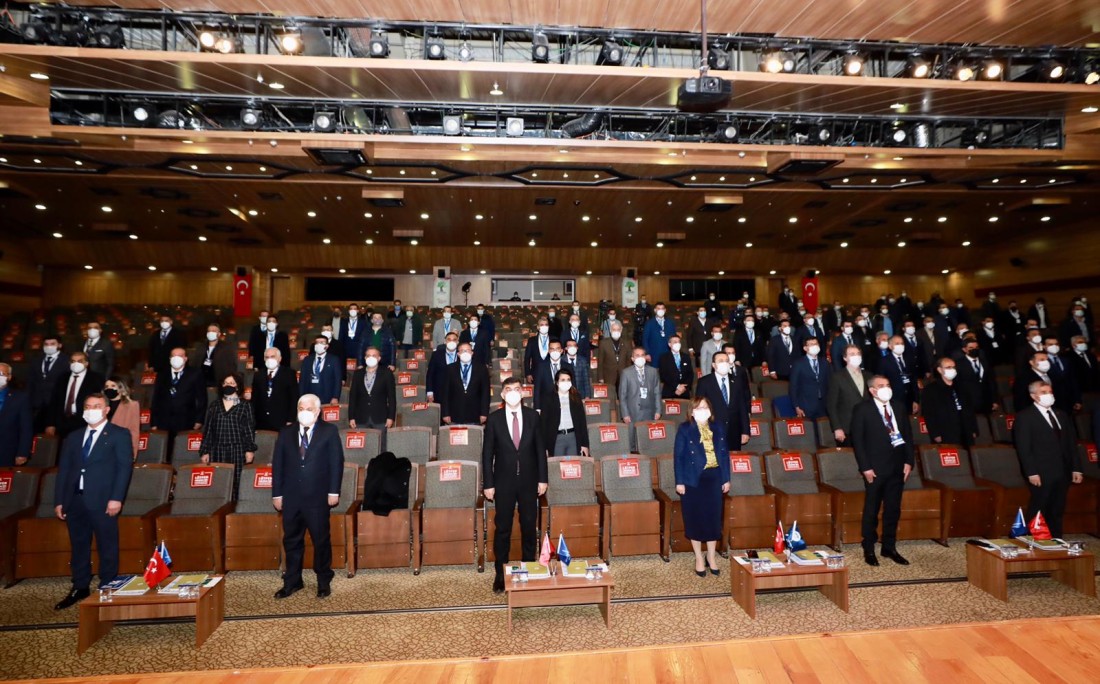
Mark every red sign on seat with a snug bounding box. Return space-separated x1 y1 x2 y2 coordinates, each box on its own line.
439 464 462 482
1087 444 1098 463
647 423 666 440
918 417 928 434
786 420 805 436
749 422 761 438
406 360 420 370
664 400 681 415
1005 415 1016 431
397 372 412 385
618 458 640 478
138 435 148 451
0 473 12 494
730 456 753 473
449 428 468 446
592 384 608 399
939 449 961 467
322 406 340 422
599 426 620 443
412 402 429 411
781 454 804 471
186 433 203 452
559 460 583 480
140 410 151 425
253 467 273 489
402 386 419 398
141 371 156 385
750 400 764 415
345 432 366 450
190 467 214 488
584 400 601 416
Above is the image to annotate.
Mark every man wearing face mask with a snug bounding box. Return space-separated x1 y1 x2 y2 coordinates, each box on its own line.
980 292 1001 321
1067 336 1099 393
879 335 920 416
392 304 424 360
952 338 999 414
364 312 397 371
766 318 798 381
0 363 33 467
272 394 344 599
523 316 553 385
778 285 800 320
191 323 236 388
1040 337 1081 413
1060 303 1091 349
1028 298 1050 331
318 325 346 382
695 351 751 448
28 337 67 434
976 316 1009 366
872 304 894 338
1002 300 1026 341
248 310 272 366
426 331 459 402
1014 381 1082 540
633 296 652 347
476 304 496 343
47 351 106 439
258 316 292 368
330 307 343 340
441 342 490 426
545 306 563 340
483 378 548 593
82 322 114 379
459 314 492 367
826 345 872 447
564 314 591 362
733 314 766 370
562 340 591 399
599 308 619 338
823 301 845 335
619 347 662 451
659 335 695 399
298 336 343 405
793 312 824 352
831 320 859 371
349 347 397 448
643 303 676 368
703 293 722 322
698 324 725 377
340 304 367 371
685 305 710 360
52 393 133 610
148 315 187 376
921 358 978 448
597 321 630 392
850 376 913 566
534 340 565 405
251 348 298 431
149 348 206 460
432 305 457 349
917 316 947 379
789 337 831 425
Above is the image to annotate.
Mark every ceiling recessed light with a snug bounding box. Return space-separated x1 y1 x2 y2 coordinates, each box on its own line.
271 268 278 273
0 157 7 163
34 203 46 210
52 232 63 238
101 206 113 213
718 270 726 275
883 269 891 275
475 214 484 220
635 217 643 222
685 216 694 223
365 238 374 245
307 211 317 217
489 82 503 96
148 265 157 271
788 217 798 223
962 241 971 247
590 241 598 247
410 270 417 274
181 139 193 144
654 271 660 275
942 269 950 274
737 217 747 223
558 148 568 154
364 212 373 218
529 214 538 220
690 175 697 181
30 72 49 80
410 239 419 246
259 166 267 172
190 164 198 170
744 242 753 248
322 238 331 244
889 103 904 110
719 176 726 182
129 234 138 240
420 212 429 219
991 178 999 184
842 178 849 183
74 160 83 166
210 266 218 272
903 217 913 223
473 240 481 246
247 209 258 216
937 216 947 223
528 239 536 247
198 236 208 242
459 146 471 152
269 82 284 90
479 269 486 274
593 174 600 179
531 173 538 178
656 242 665 248
1082 106 1099 113
84 265 93 270
898 241 907 247
339 268 347 274
840 242 849 248
769 270 777 275
988 216 998 222
225 165 233 171
586 270 593 275
582 215 590 222
1041 216 1051 222
562 172 569 179
893 156 904 161
1019 179 1027 184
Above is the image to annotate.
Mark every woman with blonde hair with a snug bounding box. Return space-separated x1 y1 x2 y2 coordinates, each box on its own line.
105 375 141 459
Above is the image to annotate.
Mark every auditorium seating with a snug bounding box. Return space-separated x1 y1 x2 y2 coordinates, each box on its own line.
742 418 774 455
0 468 40 586
773 418 818 453
224 463 282 571
541 456 601 559
989 413 1014 444
1064 443 1099 534
135 430 168 464
117 464 174 575
917 445 995 539
583 397 612 424
634 420 675 457
661 398 690 421
253 430 279 465
909 416 931 446
304 463 361 577
437 424 484 461
413 460 483 574
399 402 441 433
387 426 434 466
969 446 1031 533
171 431 205 468
588 422 629 459
13 470 70 580
724 452 778 550
654 454 689 559
30 434 59 469
597 454 661 561
356 464 419 570
155 463 235 572
339 427 383 470
763 451 833 547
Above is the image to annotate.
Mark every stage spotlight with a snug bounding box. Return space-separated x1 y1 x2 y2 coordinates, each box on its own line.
458 41 474 62
707 46 730 71
313 111 337 132
369 30 389 58
760 50 796 73
64 23 91 47
1084 63 1100 85
275 29 303 55
214 35 241 54
21 19 56 44
715 121 739 142
843 53 864 76
905 55 931 78
156 110 182 129
442 114 462 136
953 63 977 81
240 107 263 129
424 35 445 60
889 123 908 145
532 32 550 63
131 106 152 125
198 29 218 51
342 106 373 132
811 123 832 145
1039 58 1065 81
93 23 124 48
979 59 1004 80
505 117 525 137
961 126 989 148
597 40 624 66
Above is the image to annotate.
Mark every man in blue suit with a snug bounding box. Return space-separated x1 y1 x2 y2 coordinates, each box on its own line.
789 337 831 421
0 363 34 467
298 336 343 405
339 303 367 372
53 393 133 609
272 394 344 599
643 302 675 367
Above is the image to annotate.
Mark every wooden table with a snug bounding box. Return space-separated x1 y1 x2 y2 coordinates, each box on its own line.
966 541 1095 602
77 578 225 654
504 563 613 632
731 558 849 618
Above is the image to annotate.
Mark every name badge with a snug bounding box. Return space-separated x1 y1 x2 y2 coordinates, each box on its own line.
639 388 648 399
889 432 906 447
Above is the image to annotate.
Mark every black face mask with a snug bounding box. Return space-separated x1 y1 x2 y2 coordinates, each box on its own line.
221 385 238 397
103 388 119 400
966 349 980 359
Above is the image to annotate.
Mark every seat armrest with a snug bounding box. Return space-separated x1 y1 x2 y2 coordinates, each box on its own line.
595 490 612 506
211 501 236 518
653 489 674 505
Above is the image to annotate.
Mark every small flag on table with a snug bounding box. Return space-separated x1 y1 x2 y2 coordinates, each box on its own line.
539 532 552 566
1029 511 1052 540
158 540 173 567
774 520 785 554
1010 508 1028 538
786 520 806 552
557 533 572 567
143 546 170 588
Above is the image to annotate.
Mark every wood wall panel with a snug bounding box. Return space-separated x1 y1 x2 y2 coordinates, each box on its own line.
41 270 237 309
0 242 43 313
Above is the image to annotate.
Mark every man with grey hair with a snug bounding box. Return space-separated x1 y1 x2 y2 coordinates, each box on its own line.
1013 380 1082 539
272 394 344 599
596 321 630 392
251 347 298 431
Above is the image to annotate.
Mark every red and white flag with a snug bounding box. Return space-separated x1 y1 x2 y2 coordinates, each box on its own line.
1029 511 1052 540
143 547 171 588
774 520 785 554
539 532 552 566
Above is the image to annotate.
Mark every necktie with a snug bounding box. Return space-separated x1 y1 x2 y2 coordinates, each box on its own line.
811 358 819 377
314 355 322 377
44 355 53 375
66 375 79 416
748 330 754 344
845 335 852 345
1083 353 1092 369
512 412 521 450
85 340 92 353
81 428 97 462
267 371 274 397
784 336 791 353
461 364 470 389
161 330 167 341
883 404 894 432
552 363 559 376
972 359 981 379
173 372 180 385
1047 409 1062 439
721 378 729 405
300 428 309 460
897 355 906 371
673 353 680 368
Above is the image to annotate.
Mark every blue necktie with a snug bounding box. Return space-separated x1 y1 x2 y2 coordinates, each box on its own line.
300 428 309 461
461 364 470 389
82 429 97 462
314 356 322 377
721 378 729 405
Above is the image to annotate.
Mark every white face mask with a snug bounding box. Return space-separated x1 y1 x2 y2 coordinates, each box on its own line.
1075 310 1085 318
169 356 185 370
206 331 219 342
712 332 723 342
806 346 820 357
477 309 485 316
570 320 580 329
468 321 479 330
805 318 815 326
1076 343 1089 353
744 321 755 329
925 321 936 330
847 355 863 368
693 409 711 423
1031 335 1042 345
87 328 101 340
265 358 279 370
780 327 791 335
608 314 616 320
880 309 889 316
892 344 905 355
267 322 277 332
982 322 994 330
567 347 578 357
459 352 473 364
958 329 969 337
842 326 853 335
314 343 327 355
857 320 868 328
611 331 622 340
1036 360 1051 372
939 309 949 316
443 312 451 319
549 350 562 361
504 390 522 406
878 340 890 350
348 310 359 318
298 410 317 426
874 386 893 403
1037 393 1056 408
539 325 549 335
573 306 580 312
364 356 379 368
715 361 731 376
957 303 965 309
83 409 104 425
942 368 958 381
548 312 556 318
558 381 572 392
446 341 458 352
70 362 86 374
1047 345 1060 355
671 343 682 353
0 375 6 389
633 356 646 368
406 310 413 317
904 327 915 335
259 316 268 325
322 330 333 340
43 345 58 355
160 321 171 330
655 309 665 318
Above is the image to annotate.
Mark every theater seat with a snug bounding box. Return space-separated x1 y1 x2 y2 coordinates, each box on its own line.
252 430 279 465
597 454 660 561
581 398 611 424
413 460 483 574
634 420 675 457
654 454 689 560
154 463 235 573
772 418 818 454
387 426 434 466
117 464 173 575
437 425 484 462
587 423 629 459
541 457 601 560
304 464 361 577
134 431 168 464
398 402 441 433
14 470 71 580
763 451 833 547
742 419 774 455
0 468 40 586
1065 442 1099 535
170 430 205 468
969 445 1031 533
224 463 281 571
724 452 777 550
917 445 995 539
357 465 418 570
29 434 59 469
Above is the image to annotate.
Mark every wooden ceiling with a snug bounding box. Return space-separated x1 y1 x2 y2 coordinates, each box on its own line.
46 0 1100 48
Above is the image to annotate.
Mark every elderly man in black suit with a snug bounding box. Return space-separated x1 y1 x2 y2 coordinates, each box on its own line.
251 347 299 431
850 376 914 567
1014 380 1083 539
272 394 345 599
483 377 547 594
53 393 133 609
148 314 187 375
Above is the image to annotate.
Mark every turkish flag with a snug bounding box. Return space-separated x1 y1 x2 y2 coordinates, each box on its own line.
233 273 253 317
801 276 820 313
143 548 171 588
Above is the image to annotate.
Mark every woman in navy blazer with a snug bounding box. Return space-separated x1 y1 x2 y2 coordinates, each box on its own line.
673 396 731 577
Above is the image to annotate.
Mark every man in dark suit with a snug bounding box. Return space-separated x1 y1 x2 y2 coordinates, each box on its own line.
251 314 292 368
789 338 830 421
916 317 946 380
822 301 845 336
850 376 914 567
523 317 553 384
1060 304 1090 349
247 309 271 366
348 347 396 448
0 363 34 467
920 357 978 448
81 322 115 379
339 304 367 371
1014 380 1082 539
562 313 592 361
426 333 460 404
534 340 565 406
1042 335 1082 413
459 314 493 367
765 321 798 380
483 378 548 593
148 314 188 375
475 304 496 344
27 337 68 433
683 306 710 360
1014 351 1062 416
191 323 237 388
149 348 207 460
1067 336 1099 394
830 322 860 371
46 351 105 439
52 393 133 609
441 343 490 426
298 336 343 405
826 344 871 446
251 348 299 431
879 335 920 416
733 314 766 369
976 316 1010 366
778 286 800 320
792 313 825 352
658 335 694 399
1027 298 1051 332
272 394 344 599
694 350 751 448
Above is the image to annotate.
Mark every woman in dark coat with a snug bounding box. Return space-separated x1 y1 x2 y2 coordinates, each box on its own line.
199 372 256 498
674 396 730 577
539 368 591 457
